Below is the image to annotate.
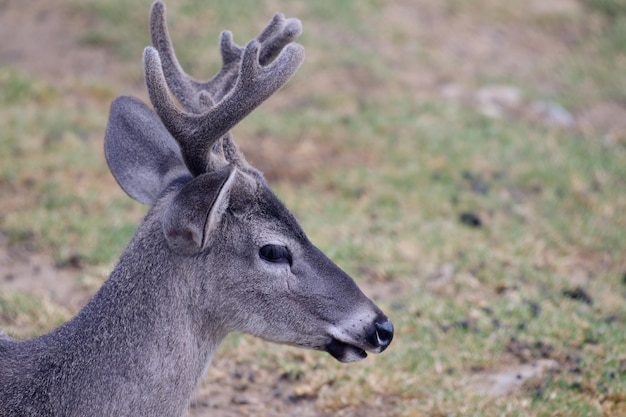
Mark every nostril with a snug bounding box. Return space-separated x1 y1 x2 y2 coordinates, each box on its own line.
374 319 394 349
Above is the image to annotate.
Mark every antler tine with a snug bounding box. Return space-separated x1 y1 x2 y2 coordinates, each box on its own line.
149 1 303 112
143 38 304 177
143 47 212 176
256 14 303 67
149 0 205 113
209 15 302 102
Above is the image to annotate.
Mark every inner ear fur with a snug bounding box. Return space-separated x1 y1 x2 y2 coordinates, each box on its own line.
162 166 234 254
227 169 259 213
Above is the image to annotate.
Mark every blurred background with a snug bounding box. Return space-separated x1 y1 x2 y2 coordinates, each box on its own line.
1 0 625 415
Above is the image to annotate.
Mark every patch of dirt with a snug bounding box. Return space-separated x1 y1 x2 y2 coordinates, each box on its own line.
578 101 626 144
470 358 559 397
0 0 140 91
0 244 91 311
189 361 324 417
469 335 587 398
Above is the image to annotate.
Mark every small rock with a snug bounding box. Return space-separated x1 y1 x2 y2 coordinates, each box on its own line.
189 399 211 409
231 395 250 405
562 286 593 305
474 85 522 118
525 300 542 318
570 381 583 391
453 318 474 331
532 100 574 127
459 212 482 228
462 171 489 194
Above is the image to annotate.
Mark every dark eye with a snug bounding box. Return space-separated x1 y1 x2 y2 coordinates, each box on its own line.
259 244 292 266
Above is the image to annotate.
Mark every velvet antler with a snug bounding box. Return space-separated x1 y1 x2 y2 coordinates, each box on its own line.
145 1 304 176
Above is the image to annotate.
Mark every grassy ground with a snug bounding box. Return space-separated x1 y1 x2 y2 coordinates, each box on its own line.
1 0 625 415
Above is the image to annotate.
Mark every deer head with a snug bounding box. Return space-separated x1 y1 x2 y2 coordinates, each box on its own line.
104 1 393 363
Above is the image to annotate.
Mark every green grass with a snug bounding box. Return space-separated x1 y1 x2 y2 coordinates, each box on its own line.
0 292 69 339
0 68 145 265
1 0 626 415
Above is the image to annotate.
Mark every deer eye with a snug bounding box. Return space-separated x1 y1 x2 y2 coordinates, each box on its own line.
259 244 292 266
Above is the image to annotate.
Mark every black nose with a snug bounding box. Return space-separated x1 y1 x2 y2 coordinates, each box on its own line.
374 318 394 351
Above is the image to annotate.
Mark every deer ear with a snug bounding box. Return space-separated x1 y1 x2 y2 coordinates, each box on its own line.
105 95 191 205
162 166 237 254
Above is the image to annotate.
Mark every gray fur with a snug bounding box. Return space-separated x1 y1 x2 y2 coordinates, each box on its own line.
0 2 393 416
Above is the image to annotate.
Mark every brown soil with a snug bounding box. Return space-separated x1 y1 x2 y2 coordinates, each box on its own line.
0 245 91 311
0 0 131 87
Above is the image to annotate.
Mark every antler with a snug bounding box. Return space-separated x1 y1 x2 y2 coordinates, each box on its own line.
145 1 304 176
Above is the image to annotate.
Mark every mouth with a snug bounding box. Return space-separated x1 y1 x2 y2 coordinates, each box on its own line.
325 338 368 363
321 316 394 363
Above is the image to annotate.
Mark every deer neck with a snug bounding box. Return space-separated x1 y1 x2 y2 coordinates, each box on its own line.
52 211 225 415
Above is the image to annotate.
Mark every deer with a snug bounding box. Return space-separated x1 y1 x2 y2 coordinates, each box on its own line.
0 1 393 416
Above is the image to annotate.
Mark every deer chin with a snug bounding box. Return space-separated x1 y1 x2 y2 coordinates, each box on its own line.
325 338 368 363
